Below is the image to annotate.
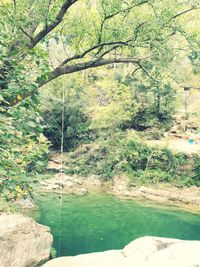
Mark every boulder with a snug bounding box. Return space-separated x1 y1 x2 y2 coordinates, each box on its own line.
43 236 200 267
42 250 127 267
0 213 53 267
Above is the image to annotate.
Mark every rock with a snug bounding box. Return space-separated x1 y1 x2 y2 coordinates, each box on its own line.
0 213 53 267
136 186 200 206
87 175 102 186
113 175 129 193
122 236 182 266
73 178 83 185
46 184 61 190
43 250 126 267
65 180 74 188
43 236 200 267
142 241 200 267
17 198 35 209
47 161 62 170
76 188 87 195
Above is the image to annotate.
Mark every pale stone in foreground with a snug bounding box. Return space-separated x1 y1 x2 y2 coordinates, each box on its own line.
43 236 200 267
0 213 53 267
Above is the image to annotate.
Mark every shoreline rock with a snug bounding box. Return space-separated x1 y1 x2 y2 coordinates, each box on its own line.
43 236 200 267
0 213 53 267
38 173 200 212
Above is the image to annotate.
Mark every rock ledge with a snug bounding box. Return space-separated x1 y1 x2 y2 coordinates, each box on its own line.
43 236 200 267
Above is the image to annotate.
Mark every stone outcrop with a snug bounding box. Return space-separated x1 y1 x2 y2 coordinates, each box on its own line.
0 213 53 267
112 176 200 210
43 236 200 267
136 186 200 205
39 173 102 195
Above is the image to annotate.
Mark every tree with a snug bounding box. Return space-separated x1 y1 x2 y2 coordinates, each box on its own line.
0 0 199 107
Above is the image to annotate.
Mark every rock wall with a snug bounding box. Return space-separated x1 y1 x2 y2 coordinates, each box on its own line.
0 213 53 267
43 236 200 267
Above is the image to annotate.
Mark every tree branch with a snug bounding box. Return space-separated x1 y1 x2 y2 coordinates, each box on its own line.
97 0 149 45
28 0 78 48
137 62 157 81
164 6 199 27
59 39 133 66
38 57 142 87
8 56 142 108
103 0 149 20
19 26 33 41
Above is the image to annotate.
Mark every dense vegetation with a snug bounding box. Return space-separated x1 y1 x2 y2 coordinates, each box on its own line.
63 132 200 187
0 0 200 201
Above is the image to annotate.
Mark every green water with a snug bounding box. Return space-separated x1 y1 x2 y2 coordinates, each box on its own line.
31 193 200 257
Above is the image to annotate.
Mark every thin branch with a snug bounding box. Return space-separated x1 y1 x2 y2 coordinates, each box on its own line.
97 45 121 59
165 7 198 27
132 66 141 75
97 18 105 45
59 39 133 66
104 0 149 20
45 0 53 28
13 0 16 9
29 0 78 49
137 62 157 81
19 26 33 40
97 0 148 45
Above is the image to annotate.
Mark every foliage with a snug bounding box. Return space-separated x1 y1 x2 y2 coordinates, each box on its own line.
0 197 20 213
64 130 198 187
41 76 93 150
0 97 49 200
89 76 137 131
192 156 200 186
123 74 176 131
43 101 91 150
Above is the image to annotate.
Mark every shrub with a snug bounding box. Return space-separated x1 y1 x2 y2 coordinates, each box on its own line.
192 156 200 186
0 98 50 200
64 131 194 187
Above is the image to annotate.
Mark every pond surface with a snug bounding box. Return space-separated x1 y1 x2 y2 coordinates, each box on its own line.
30 193 200 257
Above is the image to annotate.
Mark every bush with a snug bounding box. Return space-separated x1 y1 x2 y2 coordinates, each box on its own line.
135 170 171 184
64 131 193 186
0 98 50 200
192 156 200 186
41 90 93 151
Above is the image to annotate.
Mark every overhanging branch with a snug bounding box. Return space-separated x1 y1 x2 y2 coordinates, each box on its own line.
38 57 142 87
28 0 78 48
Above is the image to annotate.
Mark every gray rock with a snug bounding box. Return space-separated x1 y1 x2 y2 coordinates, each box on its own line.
0 213 53 267
43 236 200 267
65 180 74 188
77 188 88 195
